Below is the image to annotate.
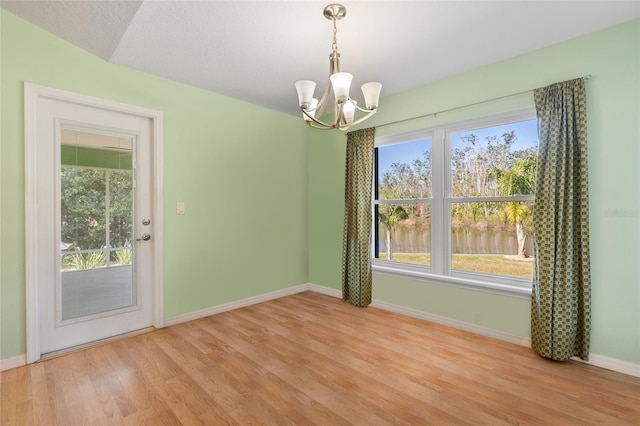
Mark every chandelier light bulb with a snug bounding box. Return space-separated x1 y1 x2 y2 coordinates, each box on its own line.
362 82 382 110
343 101 356 124
330 72 353 102
295 80 317 109
304 98 319 122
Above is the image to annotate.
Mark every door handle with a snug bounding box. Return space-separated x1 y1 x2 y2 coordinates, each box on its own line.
136 233 151 241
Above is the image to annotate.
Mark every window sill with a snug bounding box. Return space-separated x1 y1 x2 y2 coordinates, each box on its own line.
372 261 532 300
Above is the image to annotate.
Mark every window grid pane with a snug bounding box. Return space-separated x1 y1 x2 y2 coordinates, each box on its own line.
450 201 534 279
376 203 431 267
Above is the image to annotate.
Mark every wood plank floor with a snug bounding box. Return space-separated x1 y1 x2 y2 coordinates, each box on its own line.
2 291 639 425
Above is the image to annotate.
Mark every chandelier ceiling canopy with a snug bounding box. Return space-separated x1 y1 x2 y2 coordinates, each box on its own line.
294 4 382 131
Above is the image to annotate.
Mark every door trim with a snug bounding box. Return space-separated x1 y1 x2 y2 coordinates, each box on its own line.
24 83 164 364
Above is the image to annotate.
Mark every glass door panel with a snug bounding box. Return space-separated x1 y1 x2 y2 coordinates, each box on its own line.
60 129 136 321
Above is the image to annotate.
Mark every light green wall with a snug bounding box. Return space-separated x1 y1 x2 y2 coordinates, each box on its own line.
2 9 638 367
0 10 309 359
309 19 640 364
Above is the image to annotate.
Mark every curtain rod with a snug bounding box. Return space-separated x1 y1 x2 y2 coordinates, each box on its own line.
376 74 592 130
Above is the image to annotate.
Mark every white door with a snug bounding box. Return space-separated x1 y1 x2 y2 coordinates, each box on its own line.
25 84 164 360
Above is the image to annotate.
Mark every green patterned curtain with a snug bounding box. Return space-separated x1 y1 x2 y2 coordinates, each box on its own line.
342 127 375 307
531 78 591 361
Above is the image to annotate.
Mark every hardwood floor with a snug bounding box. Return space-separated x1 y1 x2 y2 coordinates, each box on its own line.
2 291 639 425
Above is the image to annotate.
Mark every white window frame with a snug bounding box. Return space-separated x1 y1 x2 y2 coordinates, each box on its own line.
372 108 537 299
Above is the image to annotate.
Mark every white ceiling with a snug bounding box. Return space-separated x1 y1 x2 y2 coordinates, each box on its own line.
3 1 639 117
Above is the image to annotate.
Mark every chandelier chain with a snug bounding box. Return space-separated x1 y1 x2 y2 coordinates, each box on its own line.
331 18 338 53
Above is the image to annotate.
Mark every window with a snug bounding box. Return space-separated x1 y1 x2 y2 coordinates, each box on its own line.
373 109 537 296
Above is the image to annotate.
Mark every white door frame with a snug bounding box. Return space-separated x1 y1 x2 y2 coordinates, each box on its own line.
24 83 164 364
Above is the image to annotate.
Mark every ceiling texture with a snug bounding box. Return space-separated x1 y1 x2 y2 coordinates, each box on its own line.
3 1 639 117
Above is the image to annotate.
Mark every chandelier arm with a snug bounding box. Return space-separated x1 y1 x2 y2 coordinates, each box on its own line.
316 50 341 119
314 81 332 119
300 102 356 130
309 122 334 130
333 100 341 127
301 107 337 129
343 109 378 128
352 103 377 113
336 100 353 128
301 99 377 130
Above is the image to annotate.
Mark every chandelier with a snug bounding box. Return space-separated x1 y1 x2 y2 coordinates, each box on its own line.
294 4 382 130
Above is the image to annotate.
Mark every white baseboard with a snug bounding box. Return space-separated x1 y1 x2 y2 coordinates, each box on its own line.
573 353 640 378
369 297 531 347
4 283 637 379
163 283 312 327
2 284 317 371
307 283 342 298
307 283 640 378
307 284 528 345
0 354 26 372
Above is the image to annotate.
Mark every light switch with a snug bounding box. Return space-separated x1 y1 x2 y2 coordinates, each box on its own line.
177 202 185 215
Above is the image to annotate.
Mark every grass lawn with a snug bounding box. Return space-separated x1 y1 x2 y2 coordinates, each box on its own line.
388 253 533 279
